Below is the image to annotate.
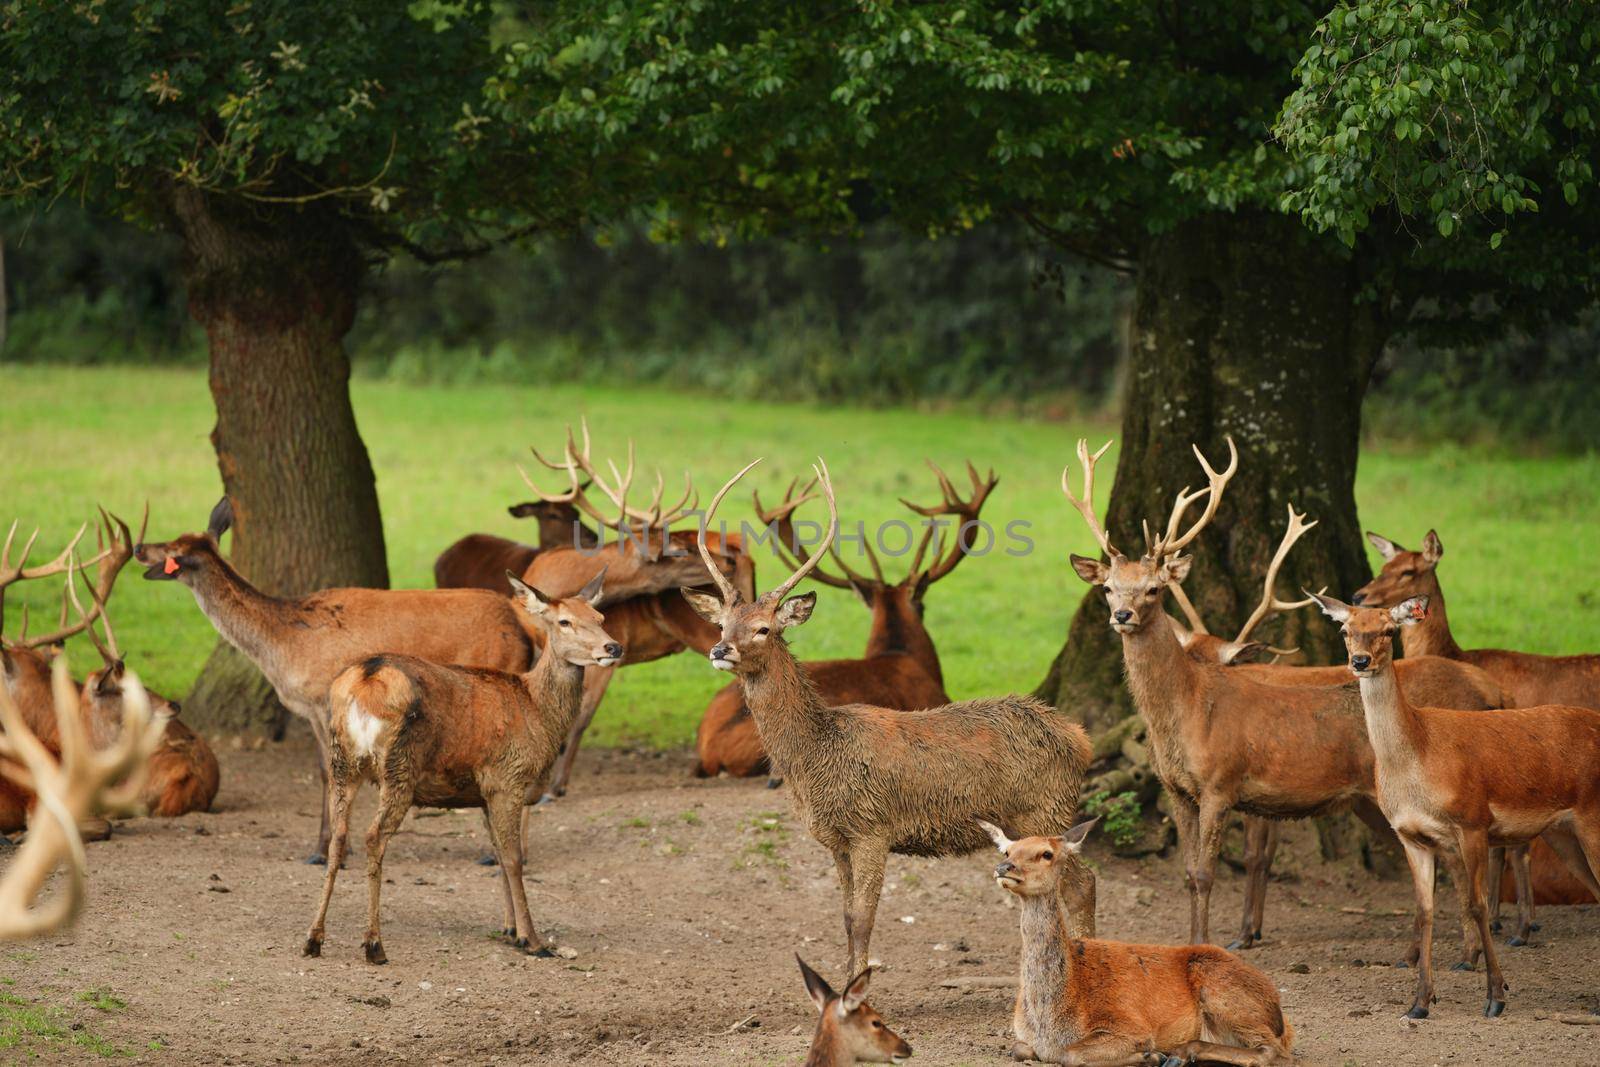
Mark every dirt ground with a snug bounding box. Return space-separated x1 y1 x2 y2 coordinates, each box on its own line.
3 738 1598 1065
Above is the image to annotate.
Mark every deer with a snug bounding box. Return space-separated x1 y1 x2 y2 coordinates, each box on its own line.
796 957 913 1066
431 495 597 594
980 818 1295 1067
0 651 167 940
1355 530 1600 708
304 570 621 964
681 457 1094 976
1163 505 1525 953
1310 592 1600 1019
1063 437 1515 963
694 462 995 781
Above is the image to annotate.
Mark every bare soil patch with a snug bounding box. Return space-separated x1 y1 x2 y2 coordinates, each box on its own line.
3 739 1597 1064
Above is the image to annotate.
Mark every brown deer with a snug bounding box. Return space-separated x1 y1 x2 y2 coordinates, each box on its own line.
796 957 913 1066
694 463 995 780
682 458 1094 976
305 571 620 964
1310 592 1600 1019
0 652 167 939
1064 438 1509 961
135 498 544 864
980 819 1295 1066
432 498 597 594
1165 506 1524 952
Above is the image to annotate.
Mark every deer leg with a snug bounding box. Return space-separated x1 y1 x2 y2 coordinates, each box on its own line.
487 791 550 956
361 783 412 966
1229 818 1270 951
1045 1033 1157 1066
305 711 336 866
541 664 616 804
1486 845 1506 933
1397 835 1437 1018
844 838 890 977
1252 821 1279 944
1167 792 1203 943
1191 796 1229 946
1507 844 1535 945
304 772 359 957
1159 1041 1289 1067
482 808 516 936
1451 829 1506 1016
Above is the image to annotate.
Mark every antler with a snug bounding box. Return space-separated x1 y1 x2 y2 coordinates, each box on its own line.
751 477 859 591
902 460 998 585
14 508 142 652
0 520 102 637
1233 503 1326 656
699 458 838 605
1061 439 1119 559
0 653 167 940
520 418 698 541
1146 437 1238 560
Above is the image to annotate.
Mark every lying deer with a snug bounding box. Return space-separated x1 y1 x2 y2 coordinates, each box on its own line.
1312 592 1600 1019
432 496 596 594
981 819 1295 1066
1165 505 1523 952
695 463 995 780
304 571 620 963
684 458 1094 976
1065 439 1506 963
797 956 912 1066
135 498 545 863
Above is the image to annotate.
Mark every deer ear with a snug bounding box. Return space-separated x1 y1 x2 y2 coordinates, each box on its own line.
977 820 1014 852
1160 554 1193 584
206 497 233 542
1366 531 1404 560
775 592 816 630
507 573 553 614
1219 640 1267 665
1421 529 1443 565
797 956 834 1013
577 566 607 606
840 967 872 1013
680 589 724 624
1391 595 1430 625
1069 554 1110 585
507 502 540 518
1060 816 1099 851
1308 589 1352 623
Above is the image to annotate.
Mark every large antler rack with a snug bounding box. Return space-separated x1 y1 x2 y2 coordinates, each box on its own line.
9 508 143 653
1061 439 1119 559
1230 503 1327 659
700 458 839 605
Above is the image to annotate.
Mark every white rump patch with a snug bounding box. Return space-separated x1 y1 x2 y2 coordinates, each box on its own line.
347 704 384 759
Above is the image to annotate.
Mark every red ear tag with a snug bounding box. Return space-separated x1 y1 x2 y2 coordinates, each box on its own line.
164 557 181 575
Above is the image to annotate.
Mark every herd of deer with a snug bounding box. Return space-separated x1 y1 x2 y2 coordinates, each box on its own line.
2 422 1598 1065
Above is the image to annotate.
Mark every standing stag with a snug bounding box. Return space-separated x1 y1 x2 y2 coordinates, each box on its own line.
1065 438 1510 962
981 819 1295 1067
1311 592 1600 1018
682 458 1093 975
695 462 995 780
305 571 620 963
1164 506 1523 952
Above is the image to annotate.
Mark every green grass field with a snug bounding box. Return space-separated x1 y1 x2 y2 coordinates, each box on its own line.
3 364 1597 748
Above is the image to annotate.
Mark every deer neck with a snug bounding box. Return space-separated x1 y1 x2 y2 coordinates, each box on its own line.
864 594 942 686
523 649 586 742
1356 660 1427 768
739 639 830 762
1400 574 1460 658
1018 891 1075 1030
1118 612 1200 739
186 558 295 665
802 1017 849 1067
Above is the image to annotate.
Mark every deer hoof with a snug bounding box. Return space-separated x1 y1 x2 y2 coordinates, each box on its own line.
304 853 328 866
475 852 499 867
363 940 388 965
1225 937 1250 951
1450 961 1474 972
1484 998 1506 1018
765 777 784 790
530 946 557 959
302 937 322 958
1404 1005 1428 1020
1490 919 1503 933
1159 1056 1187 1067
1530 922 1541 931
536 793 560 806
1394 960 1409 969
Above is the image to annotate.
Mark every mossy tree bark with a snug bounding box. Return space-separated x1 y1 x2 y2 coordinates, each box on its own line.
170 188 389 739
1034 211 1392 862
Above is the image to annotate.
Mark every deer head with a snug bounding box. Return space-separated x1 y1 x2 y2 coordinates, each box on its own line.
134 498 231 585
505 570 622 668
980 818 1099 900
797 956 913 1064
1351 530 1444 608
1309 591 1430 677
506 491 599 550
681 458 838 676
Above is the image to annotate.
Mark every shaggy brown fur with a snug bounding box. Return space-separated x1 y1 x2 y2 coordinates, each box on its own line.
431 500 598 594
797 958 912 1066
135 499 541 863
1314 593 1600 1019
987 822 1293 1066
304 573 619 964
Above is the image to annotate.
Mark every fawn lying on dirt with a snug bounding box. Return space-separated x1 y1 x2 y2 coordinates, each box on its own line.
981 819 1295 1067
303 570 620 964
797 956 912 1065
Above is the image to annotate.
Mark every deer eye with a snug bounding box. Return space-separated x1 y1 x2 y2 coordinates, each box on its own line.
1399 569 1415 578
1041 850 1053 861
559 619 570 627
1145 588 1160 598
755 627 769 636
871 1020 882 1029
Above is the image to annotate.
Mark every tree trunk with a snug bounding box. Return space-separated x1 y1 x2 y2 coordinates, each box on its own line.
170 188 389 739
0 235 8 354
